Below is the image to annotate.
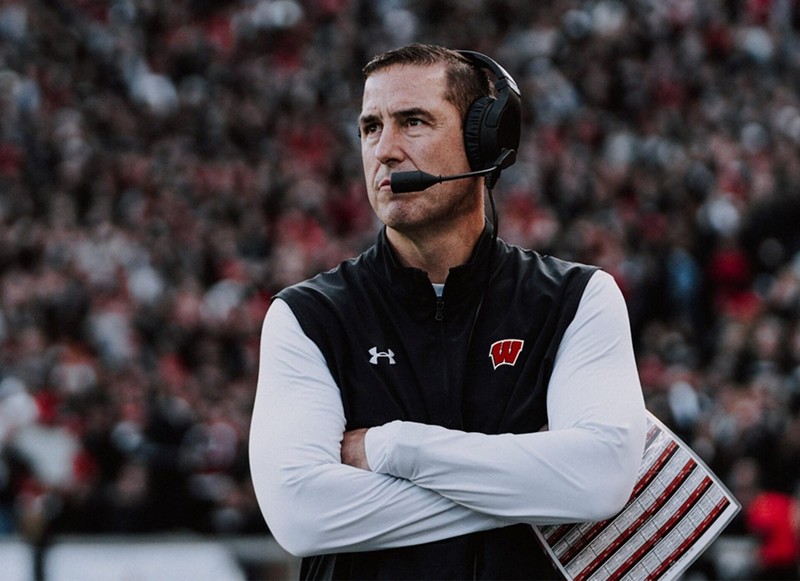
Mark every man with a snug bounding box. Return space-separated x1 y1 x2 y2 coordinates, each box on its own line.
250 44 646 579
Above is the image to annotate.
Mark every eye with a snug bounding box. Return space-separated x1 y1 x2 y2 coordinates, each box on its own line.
360 122 380 138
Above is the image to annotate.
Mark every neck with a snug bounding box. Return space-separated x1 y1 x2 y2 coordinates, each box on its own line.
386 213 485 284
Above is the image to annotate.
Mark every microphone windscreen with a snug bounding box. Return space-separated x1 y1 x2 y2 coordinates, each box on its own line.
390 171 438 193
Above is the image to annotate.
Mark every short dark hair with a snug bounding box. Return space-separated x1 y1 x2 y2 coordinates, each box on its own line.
362 43 494 121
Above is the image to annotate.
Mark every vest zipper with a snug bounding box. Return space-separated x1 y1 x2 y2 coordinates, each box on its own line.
435 297 445 321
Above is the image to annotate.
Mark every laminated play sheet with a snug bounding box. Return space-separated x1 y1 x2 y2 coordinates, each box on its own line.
534 412 740 581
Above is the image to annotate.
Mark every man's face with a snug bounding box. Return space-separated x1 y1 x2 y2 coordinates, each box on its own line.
359 63 480 236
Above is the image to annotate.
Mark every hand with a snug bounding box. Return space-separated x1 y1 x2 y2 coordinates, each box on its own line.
341 428 370 470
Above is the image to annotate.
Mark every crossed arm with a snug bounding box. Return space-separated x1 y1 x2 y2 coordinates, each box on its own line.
249 271 646 557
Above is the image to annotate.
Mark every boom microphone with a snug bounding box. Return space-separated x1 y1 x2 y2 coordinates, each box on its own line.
390 149 516 193
390 167 492 193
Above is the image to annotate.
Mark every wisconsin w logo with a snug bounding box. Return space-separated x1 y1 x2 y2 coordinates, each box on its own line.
489 339 524 369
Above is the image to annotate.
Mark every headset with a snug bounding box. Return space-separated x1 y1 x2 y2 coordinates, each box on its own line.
458 49 522 173
390 49 522 193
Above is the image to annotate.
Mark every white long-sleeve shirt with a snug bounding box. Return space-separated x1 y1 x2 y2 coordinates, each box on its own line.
249 270 646 558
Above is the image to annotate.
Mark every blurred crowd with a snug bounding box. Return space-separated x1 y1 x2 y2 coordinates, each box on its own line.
2 0 800 577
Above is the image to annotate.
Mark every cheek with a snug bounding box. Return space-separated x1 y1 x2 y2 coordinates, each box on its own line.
423 132 469 173
361 145 377 174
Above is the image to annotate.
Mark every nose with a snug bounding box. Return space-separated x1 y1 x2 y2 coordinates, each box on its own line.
373 124 404 166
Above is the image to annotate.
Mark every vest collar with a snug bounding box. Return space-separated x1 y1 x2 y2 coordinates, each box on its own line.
371 220 496 307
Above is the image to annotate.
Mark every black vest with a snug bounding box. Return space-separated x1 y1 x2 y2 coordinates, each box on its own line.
277 226 596 580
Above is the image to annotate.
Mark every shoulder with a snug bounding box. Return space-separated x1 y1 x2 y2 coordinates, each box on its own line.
276 245 376 305
497 242 598 294
271 244 382 338
575 269 629 319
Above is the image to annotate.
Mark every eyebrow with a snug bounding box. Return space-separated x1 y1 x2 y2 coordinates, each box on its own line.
358 107 435 128
393 107 434 122
358 113 380 129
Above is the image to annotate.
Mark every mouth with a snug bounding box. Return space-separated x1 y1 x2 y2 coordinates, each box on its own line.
378 177 392 191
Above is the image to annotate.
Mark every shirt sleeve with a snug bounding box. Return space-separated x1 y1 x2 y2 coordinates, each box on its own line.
248 298 506 558
364 270 647 525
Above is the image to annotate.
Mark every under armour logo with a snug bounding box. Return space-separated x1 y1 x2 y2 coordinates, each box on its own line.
369 347 396 365
489 339 524 369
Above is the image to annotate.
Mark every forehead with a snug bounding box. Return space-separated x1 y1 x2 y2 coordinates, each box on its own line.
361 63 452 116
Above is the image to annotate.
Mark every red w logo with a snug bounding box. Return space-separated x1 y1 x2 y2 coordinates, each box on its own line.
489 339 525 369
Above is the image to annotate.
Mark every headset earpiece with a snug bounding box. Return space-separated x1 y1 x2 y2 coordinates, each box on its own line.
458 50 522 172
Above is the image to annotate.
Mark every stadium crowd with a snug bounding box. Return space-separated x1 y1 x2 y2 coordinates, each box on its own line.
1 0 800 577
